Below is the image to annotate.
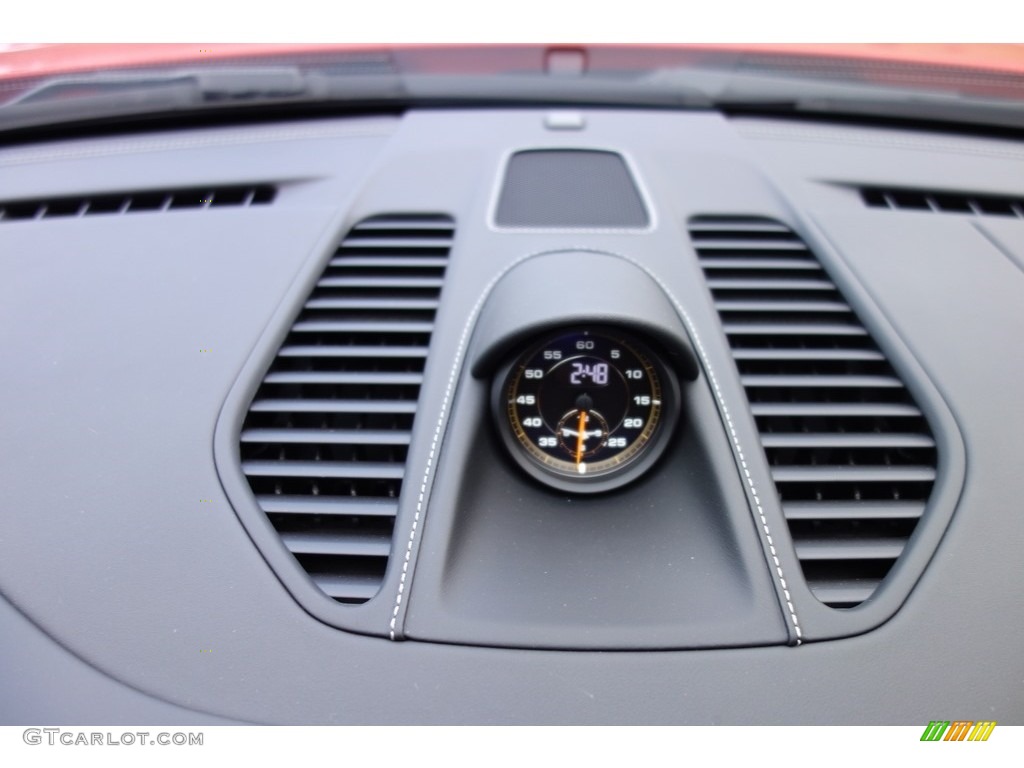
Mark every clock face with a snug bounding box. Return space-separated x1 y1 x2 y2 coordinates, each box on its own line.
496 328 679 493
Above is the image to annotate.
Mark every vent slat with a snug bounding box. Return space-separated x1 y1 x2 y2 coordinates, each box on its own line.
263 372 424 386
240 213 452 607
750 403 922 417
691 240 809 252
722 323 868 337
688 218 790 233
328 256 449 269
249 399 418 414
761 433 934 449
243 429 412 445
281 531 393 558
795 539 906 561
350 218 455 232
305 298 441 311
715 300 851 313
741 374 903 388
688 218 794 233
807 581 878 606
311 574 385 601
277 345 429 359
256 496 399 516
692 215 936 610
291 320 435 334
771 466 936 483
784 501 926 520
242 461 405 480
707 278 836 291
732 349 885 361
337 237 453 249
699 257 823 271
317 276 446 289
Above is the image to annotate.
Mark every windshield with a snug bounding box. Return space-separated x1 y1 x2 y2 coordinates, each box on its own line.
3 44 1024 96
1 44 1023 139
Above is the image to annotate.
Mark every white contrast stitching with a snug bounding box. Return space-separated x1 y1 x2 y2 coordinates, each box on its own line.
388 247 803 645
388 249 557 640
610 250 803 644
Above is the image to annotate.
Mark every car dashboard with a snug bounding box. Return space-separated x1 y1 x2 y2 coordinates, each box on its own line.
1 105 1022 724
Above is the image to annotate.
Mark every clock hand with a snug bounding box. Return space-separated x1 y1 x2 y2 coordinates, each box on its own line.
575 410 587 465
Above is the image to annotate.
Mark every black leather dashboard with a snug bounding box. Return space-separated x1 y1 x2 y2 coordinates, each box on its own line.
1 109 1022 724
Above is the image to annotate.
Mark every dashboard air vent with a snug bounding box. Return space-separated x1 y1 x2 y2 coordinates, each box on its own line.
240 214 453 604
861 186 1024 218
690 216 937 609
0 184 276 222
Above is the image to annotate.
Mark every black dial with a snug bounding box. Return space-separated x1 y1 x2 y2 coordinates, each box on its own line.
495 328 679 492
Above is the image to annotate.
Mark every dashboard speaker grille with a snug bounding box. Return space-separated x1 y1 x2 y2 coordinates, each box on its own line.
690 215 936 608
240 214 453 604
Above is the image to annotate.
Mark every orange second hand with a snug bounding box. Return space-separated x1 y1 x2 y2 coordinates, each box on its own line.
575 410 587 464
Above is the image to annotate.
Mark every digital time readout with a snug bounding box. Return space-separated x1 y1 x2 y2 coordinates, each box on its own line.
569 362 609 386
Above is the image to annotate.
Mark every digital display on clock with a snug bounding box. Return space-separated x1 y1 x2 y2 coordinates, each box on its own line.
569 361 609 386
